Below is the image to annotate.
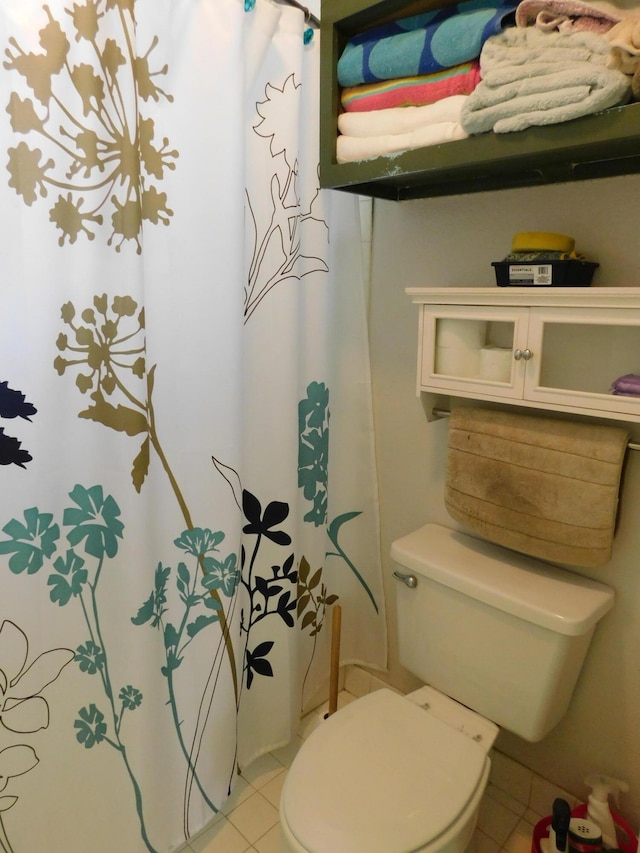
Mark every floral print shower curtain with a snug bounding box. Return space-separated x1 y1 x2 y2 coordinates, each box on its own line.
0 1 386 851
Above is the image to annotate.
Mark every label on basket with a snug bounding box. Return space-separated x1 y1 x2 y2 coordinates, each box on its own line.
508 264 553 285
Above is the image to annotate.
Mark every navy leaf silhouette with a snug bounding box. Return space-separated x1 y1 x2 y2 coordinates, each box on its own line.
0 380 37 468
245 641 274 689
0 429 32 468
0 381 37 420
242 489 292 545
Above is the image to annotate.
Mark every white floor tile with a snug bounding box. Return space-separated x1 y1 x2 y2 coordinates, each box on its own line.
529 776 576 818
503 819 536 853
491 751 533 807
227 790 279 845
253 824 281 853
475 828 502 853
269 736 304 768
189 816 252 853
525 807 546 828
260 768 287 809
241 752 285 790
478 791 522 846
486 782 527 818
222 775 255 815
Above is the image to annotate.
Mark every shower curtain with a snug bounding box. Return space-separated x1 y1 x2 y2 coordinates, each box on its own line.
0 1 386 851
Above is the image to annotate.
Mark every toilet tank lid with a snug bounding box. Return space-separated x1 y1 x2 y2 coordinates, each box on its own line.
391 524 615 636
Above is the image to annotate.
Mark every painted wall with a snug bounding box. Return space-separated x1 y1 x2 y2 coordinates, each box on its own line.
367 173 640 828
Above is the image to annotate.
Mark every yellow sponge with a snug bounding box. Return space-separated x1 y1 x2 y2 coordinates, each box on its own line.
512 232 575 253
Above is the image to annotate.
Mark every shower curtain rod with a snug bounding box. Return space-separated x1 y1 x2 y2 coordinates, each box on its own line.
276 0 320 28
432 407 640 451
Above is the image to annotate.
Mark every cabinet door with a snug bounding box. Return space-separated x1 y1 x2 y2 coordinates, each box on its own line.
419 305 529 399
525 307 640 418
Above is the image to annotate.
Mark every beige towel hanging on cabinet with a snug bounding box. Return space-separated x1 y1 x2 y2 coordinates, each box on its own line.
445 407 629 568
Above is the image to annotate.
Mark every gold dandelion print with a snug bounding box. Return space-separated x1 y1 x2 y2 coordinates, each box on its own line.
4 1 178 253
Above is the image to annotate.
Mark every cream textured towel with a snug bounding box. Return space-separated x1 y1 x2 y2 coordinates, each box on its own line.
445 407 629 567
337 96 469 137
336 121 468 164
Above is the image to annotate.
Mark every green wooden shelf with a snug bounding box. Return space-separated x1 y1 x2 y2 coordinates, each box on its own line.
320 0 640 200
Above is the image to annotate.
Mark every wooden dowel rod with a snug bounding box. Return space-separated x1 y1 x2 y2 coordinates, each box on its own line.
327 604 342 717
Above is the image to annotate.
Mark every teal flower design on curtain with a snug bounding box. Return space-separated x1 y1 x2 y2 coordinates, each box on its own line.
296 381 379 704
297 381 378 612
0 487 159 852
54 294 239 709
298 380 329 525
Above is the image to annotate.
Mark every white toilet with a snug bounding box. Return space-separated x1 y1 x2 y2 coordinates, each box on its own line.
280 523 615 853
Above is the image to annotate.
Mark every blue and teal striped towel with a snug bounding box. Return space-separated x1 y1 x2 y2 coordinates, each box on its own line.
337 0 517 87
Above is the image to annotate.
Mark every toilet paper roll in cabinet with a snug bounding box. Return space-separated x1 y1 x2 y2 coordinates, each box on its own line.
479 346 512 382
436 319 487 349
435 346 481 378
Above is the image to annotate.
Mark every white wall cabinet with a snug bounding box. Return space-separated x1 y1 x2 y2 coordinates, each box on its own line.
408 288 640 423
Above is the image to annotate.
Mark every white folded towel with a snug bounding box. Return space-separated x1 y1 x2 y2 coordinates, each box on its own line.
336 121 468 163
337 95 468 137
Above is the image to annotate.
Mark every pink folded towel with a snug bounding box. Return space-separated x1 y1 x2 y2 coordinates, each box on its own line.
516 0 640 30
340 61 482 112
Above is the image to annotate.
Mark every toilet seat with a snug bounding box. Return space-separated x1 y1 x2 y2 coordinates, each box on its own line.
281 689 492 853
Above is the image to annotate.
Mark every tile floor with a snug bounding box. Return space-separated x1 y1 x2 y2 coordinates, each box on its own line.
177 667 579 853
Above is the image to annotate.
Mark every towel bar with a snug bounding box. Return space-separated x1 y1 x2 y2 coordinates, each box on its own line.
431 407 640 452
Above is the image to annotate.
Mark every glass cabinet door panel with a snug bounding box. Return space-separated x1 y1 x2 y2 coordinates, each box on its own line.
421 307 527 399
526 310 640 416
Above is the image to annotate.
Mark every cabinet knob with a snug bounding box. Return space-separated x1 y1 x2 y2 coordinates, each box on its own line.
514 348 533 361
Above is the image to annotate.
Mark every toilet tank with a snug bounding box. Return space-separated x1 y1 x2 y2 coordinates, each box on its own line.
391 524 615 742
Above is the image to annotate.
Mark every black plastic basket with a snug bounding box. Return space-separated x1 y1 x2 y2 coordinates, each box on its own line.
492 260 599 287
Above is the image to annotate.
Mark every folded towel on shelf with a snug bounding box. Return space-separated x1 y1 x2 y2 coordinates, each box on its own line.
532 10 618 33
605 17 640 73
336 120 468 163
481 26 616 65
338 95 469 137
445 407 629 568
515 0 640 31
460 28 630 133
337 0 516 87
340 62 482 112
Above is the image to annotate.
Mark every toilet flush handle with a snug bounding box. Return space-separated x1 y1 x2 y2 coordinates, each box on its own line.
393 570 418 589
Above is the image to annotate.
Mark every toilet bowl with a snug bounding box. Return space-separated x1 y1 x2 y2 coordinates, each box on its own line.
280 523 615 853
279 686 499 853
